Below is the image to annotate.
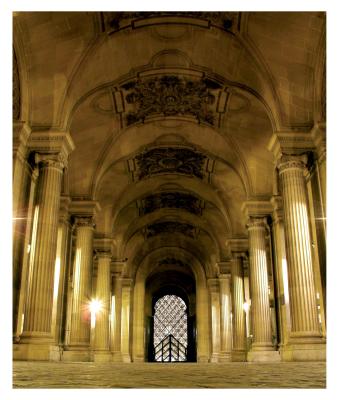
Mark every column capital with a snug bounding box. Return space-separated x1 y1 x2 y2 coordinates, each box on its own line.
226 238 248 254
121 278 133 289
13 121 31 160
73 216 95 229
94 237 113 255
246 217 268 231
216 261 231 275
70 200 101 220
28 130 75 164
111 261 126 275
59 196 71 224
207 278 220 292
311 122 326 163
267 131 315 162
95 249 112 260
277 154 308 174
241 200 272 221
35 152 65 172
218 273 231 281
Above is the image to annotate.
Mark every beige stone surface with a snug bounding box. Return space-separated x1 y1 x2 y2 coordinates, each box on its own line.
13 361 326 388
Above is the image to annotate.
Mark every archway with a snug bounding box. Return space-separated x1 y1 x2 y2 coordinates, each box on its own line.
145 273 197 362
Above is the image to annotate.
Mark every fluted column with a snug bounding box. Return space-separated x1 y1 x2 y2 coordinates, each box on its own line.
19 154 64 354
121 278 133 362
247 218 275 357
207 279 221 362
13 123 31 337
270 196 291 350
94 250 112 361
111 273 122 361
278 156 323 344
66 216 94 360
219 274 232 361
231 254 247 361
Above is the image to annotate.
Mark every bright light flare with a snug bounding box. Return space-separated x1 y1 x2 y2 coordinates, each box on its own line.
89 299 102 314
243 302 249 312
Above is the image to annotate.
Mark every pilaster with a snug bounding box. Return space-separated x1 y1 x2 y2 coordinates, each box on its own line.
121 278 133 362
207 278 221 362
218 274 232 362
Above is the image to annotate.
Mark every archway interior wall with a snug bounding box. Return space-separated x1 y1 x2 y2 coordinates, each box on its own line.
131 247 210 362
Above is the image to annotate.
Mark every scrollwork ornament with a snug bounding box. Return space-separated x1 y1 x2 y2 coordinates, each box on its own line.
74 216 95 229
35 152 66 172
277 154 308 175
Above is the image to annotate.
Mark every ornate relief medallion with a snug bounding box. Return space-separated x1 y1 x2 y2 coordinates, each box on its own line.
140 192 203 216
134 147 207 180
122 76 219 126
145 221 197 239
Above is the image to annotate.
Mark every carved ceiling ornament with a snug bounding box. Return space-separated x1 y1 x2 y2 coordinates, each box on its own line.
139 191 204 216
101 12 239 34
133 146 207 180
145 221 198 239
121 75 220 126
158 257 188 268
13 48 21 120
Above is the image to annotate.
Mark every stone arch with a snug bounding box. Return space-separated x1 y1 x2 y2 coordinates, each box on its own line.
131 247 210 362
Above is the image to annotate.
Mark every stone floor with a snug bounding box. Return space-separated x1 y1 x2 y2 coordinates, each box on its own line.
13 361 326 388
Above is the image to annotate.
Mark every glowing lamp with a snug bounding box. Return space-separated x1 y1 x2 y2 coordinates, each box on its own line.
89 299 102 314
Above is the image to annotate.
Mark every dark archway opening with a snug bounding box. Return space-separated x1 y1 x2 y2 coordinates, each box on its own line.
145 270 197 362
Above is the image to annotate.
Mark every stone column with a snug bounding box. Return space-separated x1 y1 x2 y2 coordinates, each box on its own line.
14 167 39 341
219 274 232 361
12 122 31 338
231 254 247 361
64 216 94 361
247 218 279 361
50 197 71 358
17 153 65 360
207 279 221 362
121 278 133 362
111 273 122 361
277 155 325 360
93 250 112 362
270 196 291 351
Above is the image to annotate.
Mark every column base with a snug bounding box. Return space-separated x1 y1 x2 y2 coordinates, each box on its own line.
247 349 280 362
121 353 131 363
209 353 220 363
133 355 145 363
218 351 232 362
13 343 60 361
62 345 90 361
93 351 112 362
197 355 209 363
111 351 123 362
231 350 247 362
281 339 326 361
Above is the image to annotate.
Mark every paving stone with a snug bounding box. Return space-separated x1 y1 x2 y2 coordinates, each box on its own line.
13 361 326 389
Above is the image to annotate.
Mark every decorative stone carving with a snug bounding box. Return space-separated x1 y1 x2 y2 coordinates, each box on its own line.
140 191 203 216
73 216 95 229
13 48 20 120
145 221 197 239
135 147 207 180
122 75 219 126
101 12 239 34
158 258 188 268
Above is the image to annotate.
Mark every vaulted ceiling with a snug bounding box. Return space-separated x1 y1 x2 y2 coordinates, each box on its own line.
13 12 326 277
